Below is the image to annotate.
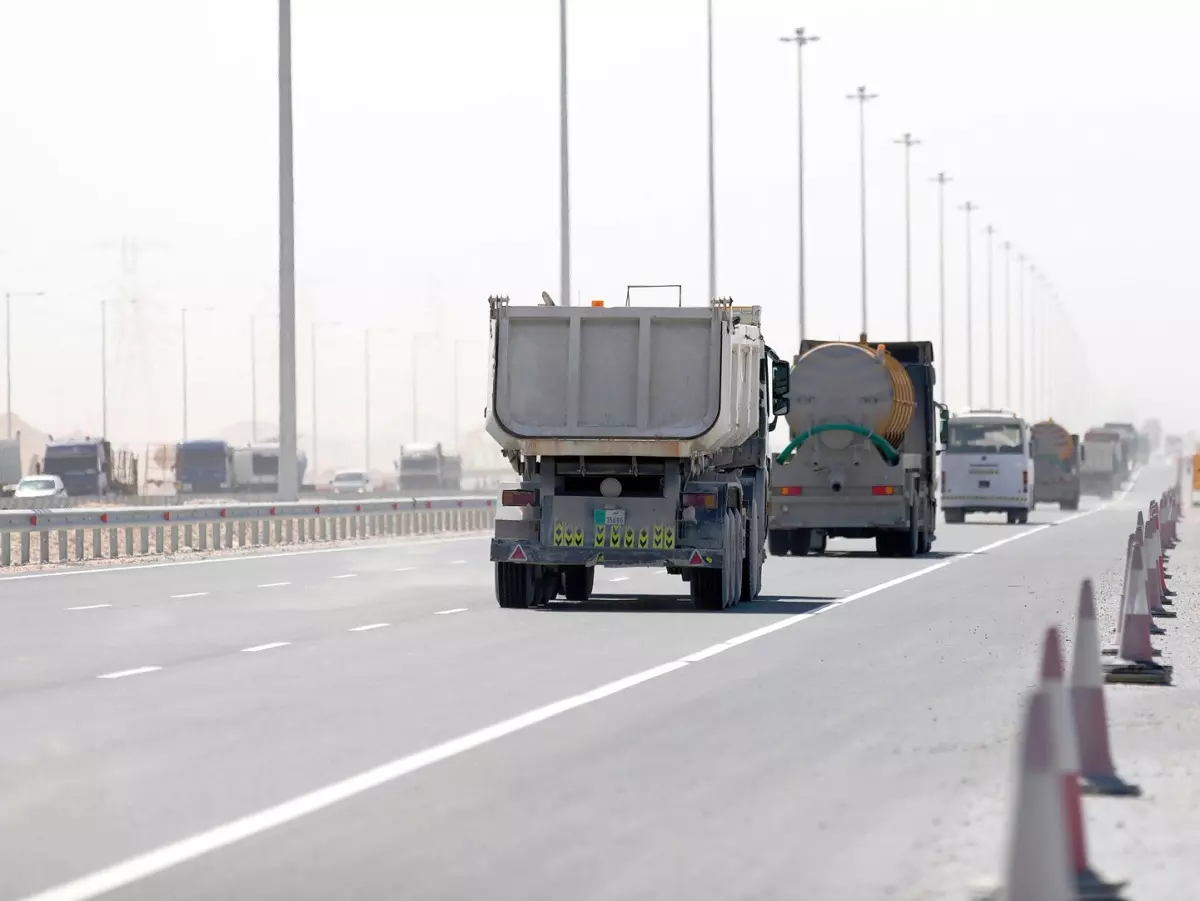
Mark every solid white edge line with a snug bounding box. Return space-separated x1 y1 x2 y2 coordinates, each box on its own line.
16 491 1132 901
0 534 489 583
257 582 291 588
240 642 290 654
96 666 161 680
330 574 357 580
348 623 390 632
433 608 468 616
66 604 112 611
169 592 209 599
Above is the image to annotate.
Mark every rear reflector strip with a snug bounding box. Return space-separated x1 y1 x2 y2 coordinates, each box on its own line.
501 489 538 507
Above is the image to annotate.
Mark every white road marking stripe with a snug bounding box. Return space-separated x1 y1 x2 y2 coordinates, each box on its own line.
609 576 630 582
66 604 111 611
240 642 290 653
348 623 390 632
97 666 160 680
257 582 290 588
331 574 357 580
0 535 489 583
13 499 1119 901
392 567 416 573
433 608 467 615
449 560 467 565
169 592 208 599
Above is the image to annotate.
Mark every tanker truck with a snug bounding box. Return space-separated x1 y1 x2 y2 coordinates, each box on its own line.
766 337 946 558
1030 420 1082 510
486 293 775 610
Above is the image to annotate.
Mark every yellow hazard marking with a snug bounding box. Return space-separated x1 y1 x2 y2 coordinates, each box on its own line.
573 528 584 547
624 527 634 548
638 528 649 548
594 526 606 547
664 526 676 549
652 524 665 549
552 522 566 546
610 524 620 547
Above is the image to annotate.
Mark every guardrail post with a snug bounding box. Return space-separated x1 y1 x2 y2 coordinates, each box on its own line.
140 527 150 556
38 531 49 563
274 519 282 544
319 517 328 541
238 521 246 548
184 524 194 549
58 530 68 562
20 531 31 564
298 519 306 543
155 526 164 555
109 527 118 558
2 533 9 567
171 525 179 554
199 523 209 551
286 519 294 544
75 529 84 561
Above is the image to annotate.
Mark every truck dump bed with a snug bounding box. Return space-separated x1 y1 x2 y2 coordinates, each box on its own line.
486 298 761 457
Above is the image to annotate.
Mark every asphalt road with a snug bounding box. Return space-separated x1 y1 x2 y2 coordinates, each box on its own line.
0 470 1166 900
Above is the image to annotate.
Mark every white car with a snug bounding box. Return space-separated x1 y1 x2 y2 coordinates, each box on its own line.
14 475 67 499
330 470 371 495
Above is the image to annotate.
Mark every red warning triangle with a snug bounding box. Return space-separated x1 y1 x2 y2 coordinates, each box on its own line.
688 550 704 565
510 545 528 561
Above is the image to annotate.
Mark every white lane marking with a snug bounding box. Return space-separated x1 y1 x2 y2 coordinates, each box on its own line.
10 501 1120 901
609 576 630 583
348 623 390 632
257 582 291 589
652 569 668 574
240 642 290 653
66 604 111 611
97 666 161 680
331 574 357 580
433 608 468 616
392 567 416 573
169 592 209 599
449 560 467 565
0 534 489 583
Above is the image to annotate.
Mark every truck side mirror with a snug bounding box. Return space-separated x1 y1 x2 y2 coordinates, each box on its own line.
770 359 790 416
937 404 949 446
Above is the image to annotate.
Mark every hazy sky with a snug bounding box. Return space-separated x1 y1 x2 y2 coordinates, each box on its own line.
0 0 1196 470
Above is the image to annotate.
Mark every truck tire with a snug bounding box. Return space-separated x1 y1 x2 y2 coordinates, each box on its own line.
767 529 791 557
789 528 813 556
901 506 919 557
690 510 738 611
875 533 897 557
741 509 763 602
944 509 965 524
562 566 595 601
496 562 542 609
810 530 828 555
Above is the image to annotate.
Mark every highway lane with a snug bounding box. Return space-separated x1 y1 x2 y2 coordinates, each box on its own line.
0 478 1151 900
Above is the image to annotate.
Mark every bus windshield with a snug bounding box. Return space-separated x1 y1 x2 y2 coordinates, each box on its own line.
947 422 1024 455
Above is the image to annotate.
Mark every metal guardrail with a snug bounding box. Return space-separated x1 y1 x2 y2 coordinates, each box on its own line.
0 496 497 568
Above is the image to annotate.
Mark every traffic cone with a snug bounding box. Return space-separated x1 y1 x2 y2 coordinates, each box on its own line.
1071 580 1140 797
1148 514 1175 598
1143 523 1176 619
1105 543 1172 685
1102 533 1136 657
971 689 1073 901
1041 627 1128 898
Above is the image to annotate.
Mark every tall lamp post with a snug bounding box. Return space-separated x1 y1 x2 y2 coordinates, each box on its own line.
100 297 143 439
846 86 878 337
5 289 45 439
410 331 439 443
778 27 819 347
894 133 921 340
181 305 217 441
931 173 952 405
278 0 299 500
959 201 979 408
310 319 341 478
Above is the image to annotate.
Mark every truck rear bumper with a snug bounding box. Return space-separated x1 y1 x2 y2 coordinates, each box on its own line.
768 497 912 530
1033 484 1079 502
941 494 1029 511
490 539 723 569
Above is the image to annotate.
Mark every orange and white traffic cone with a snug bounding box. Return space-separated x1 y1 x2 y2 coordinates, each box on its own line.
1041 627 1128 898
1102 533 1138 657
1105 543 1172 685
1071 580 1140 797
1143 522 1176 619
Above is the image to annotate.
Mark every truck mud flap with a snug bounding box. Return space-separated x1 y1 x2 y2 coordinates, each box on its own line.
490 540 723 569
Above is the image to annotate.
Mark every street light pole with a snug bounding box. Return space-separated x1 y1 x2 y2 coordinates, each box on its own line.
932 173 951 406
846 86 878 337
250 315 258 443
5 289 45 439
410 332 438 443
706 0 716 302
894 133 921 340
558 0 571 307
959 201 979 409
1003 241 1012 408
181 309 189 441
101 299 108 439
1018 254 1026 416
364 330 371 471
779 27 819 348
277 0 299 500
985 224 995 407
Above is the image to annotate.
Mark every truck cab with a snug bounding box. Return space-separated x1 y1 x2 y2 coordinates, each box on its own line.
941 410 1032 523
175 439 233 493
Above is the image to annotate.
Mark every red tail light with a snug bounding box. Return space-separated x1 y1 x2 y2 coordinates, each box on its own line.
682 492 718 509
1022 470 1029 489
501 489 538 507
776 486 803 497
871 485 896 496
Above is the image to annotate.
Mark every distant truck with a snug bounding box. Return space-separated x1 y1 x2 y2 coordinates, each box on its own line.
1080 428 1123 498
1030 420 1081 510
1101 422 1139 477
175 439 233 494
486 293 772 610
768 337 945 556
41 438 138 497
229 442 308 494
397 443 462 493
0 436 22 497
942 409 1033 524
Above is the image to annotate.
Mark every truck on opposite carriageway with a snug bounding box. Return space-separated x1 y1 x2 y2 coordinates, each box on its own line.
485 291 778 611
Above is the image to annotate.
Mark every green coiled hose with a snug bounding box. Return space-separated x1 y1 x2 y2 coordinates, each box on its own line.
776 423 900 465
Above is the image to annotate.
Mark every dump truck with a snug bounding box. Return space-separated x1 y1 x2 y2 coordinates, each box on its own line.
486 292 775 610
767 337 946 557
1080 427 1122 498
397 443 462 492
1030 420 1082 510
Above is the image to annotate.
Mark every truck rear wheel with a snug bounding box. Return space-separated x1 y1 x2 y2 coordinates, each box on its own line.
789 528 813 556
562 566 595 601
741 510 763 602
944 509 965 524
690 510 739 611
875 533 897 557
767 529 791 557
495 563 551 609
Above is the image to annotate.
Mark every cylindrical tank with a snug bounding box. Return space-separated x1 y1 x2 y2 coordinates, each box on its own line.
1031 420 1073 462
785 341 916 450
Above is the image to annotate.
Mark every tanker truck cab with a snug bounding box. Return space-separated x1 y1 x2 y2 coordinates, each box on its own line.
940 410 1032 524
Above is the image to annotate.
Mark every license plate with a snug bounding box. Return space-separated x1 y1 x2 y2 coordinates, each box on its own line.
594 508 625 526
978 480 990 488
